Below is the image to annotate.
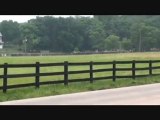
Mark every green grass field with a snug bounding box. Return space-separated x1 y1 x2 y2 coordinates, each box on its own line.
0 52 160 102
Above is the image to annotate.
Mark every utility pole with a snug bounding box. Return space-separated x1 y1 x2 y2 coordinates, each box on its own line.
138 29 142 52
119 41 122 51
23 38 27 53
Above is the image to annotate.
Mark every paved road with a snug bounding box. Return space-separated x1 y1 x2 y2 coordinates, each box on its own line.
1 83 160 105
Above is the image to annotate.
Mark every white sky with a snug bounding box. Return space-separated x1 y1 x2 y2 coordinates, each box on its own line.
0 15 93 23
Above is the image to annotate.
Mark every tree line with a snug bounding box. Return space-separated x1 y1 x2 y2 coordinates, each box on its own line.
0 15 160 53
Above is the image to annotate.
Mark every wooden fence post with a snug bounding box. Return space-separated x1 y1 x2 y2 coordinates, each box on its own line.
113 61 116 82
132 60 135 79
64 61 68 85
3 63 8 93
149 60 152 75
35 62 40 88
90 61 93 83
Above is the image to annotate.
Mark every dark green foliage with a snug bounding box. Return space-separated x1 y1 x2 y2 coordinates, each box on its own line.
1 15 160 52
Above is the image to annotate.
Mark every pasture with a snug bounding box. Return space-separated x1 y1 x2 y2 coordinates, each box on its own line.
0 52 160 102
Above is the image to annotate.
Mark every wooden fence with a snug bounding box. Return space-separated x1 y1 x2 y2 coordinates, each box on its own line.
0 60 160 93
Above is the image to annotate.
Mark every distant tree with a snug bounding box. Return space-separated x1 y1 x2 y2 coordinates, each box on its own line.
104 35 120 50
0 20 22 44
121 38 132 50
1 15 160 53
130 22 160 51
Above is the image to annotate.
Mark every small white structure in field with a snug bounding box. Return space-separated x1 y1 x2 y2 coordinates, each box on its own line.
0 32 4 49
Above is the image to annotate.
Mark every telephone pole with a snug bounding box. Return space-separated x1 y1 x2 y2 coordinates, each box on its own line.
138 29 142 52
23 38 27 53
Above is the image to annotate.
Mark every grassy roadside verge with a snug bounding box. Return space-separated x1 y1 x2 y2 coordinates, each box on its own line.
0 75 160 102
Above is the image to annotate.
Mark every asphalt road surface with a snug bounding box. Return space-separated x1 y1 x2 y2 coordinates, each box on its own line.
1 83 160 105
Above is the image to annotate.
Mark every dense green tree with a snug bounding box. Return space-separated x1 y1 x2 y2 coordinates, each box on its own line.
121 38 132 50
0 20 22 44
1 15 160 53
104 35 120 50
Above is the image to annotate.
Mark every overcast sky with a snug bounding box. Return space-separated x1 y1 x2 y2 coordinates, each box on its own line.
0 15 93 23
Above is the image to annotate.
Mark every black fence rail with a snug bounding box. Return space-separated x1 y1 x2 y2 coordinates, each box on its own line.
0 60 160 93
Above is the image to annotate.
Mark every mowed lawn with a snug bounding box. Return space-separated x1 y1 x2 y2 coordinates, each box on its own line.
0 52 160 102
